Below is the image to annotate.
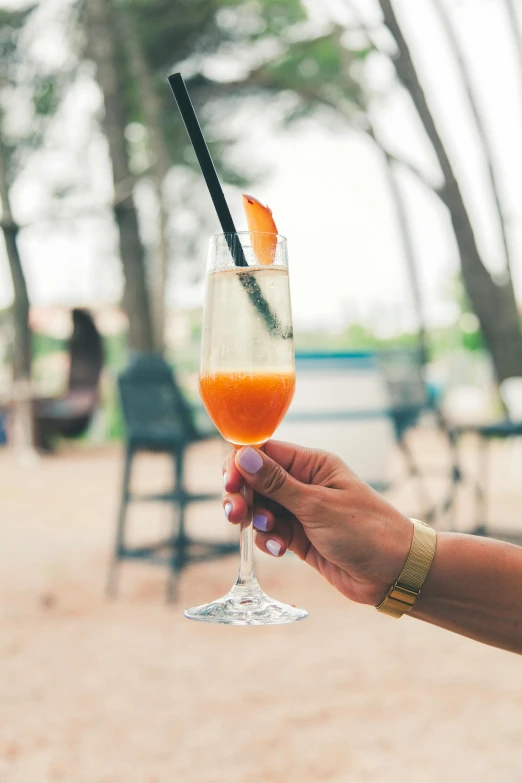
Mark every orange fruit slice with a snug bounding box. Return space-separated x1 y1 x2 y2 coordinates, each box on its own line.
242 194 278 265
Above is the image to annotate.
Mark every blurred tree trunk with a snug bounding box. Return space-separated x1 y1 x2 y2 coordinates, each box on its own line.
379 0 522 382
432 0 512 276
0 136 31 382
384 154 428 363
84 0 155 353
0 132 34 452
118 8 171 352
363 122 428 360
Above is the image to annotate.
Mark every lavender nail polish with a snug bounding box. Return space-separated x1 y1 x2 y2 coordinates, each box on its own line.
253 514 269 532
266 540 281 557
223 472 228 488
224 502 233 519
238 447 263 474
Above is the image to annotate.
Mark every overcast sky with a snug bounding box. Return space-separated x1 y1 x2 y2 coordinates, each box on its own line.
1 0 522 336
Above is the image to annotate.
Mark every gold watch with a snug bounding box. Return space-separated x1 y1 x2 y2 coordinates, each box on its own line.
376 518 437 619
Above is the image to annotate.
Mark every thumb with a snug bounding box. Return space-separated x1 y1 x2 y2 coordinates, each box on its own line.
235 446 311 515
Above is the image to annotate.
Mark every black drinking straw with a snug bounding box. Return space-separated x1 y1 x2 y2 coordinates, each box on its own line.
167 72 283 335
167 73 247 268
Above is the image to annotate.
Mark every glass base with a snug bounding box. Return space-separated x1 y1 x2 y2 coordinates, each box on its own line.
184 583 308 626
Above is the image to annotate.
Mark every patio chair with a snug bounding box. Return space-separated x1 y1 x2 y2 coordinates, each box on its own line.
107 353 237 602
376 348 463 527
453 376 522 536
33 308 104 451
0 409 6 445
276 349 462 524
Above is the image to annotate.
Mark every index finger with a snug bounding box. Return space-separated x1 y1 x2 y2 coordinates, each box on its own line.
263 440 333 485
223 450 244 492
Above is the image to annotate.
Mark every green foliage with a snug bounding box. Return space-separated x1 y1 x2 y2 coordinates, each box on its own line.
352 45 373 60
32 79 57 118
127 0 306 69
460 322 485 353
447 274 486 352
102 332 129 374
114 0 370 187
259 34 363 110
2 0 374 277
104 379 125 440
0 3 76 184
0 6 37 180
0 6 35 65
31 331 64 359
294 323 420 354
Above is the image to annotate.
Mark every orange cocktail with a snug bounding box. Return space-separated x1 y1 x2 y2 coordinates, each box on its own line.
184 198 307 623
199 370 295 446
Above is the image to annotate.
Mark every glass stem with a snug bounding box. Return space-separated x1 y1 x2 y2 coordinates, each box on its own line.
235 483 257 589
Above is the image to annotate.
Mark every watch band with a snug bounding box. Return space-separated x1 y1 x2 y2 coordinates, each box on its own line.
376 518 437 619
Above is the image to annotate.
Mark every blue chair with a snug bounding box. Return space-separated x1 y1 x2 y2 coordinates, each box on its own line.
107 353 237 601
452 376 522 537
376 348 463 527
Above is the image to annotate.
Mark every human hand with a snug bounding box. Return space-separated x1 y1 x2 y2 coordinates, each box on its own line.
222 440 413 606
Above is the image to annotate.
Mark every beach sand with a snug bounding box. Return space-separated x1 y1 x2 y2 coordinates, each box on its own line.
1 436 521 783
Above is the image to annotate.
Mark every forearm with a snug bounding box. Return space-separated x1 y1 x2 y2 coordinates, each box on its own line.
410 533 522 654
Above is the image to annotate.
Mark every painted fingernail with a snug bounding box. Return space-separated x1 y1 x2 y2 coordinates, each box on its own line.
223 472 228 488
238 447 263 474
253 513 269 532
266 540 281 557
224 502 233 519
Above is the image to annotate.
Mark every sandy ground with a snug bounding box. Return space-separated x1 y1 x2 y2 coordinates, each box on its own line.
1 433 522 783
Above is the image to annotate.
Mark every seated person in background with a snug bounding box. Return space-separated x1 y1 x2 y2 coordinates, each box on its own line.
222 440 522 655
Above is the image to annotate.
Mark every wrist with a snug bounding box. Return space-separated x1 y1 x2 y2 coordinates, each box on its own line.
376 518 437 618
408 532 453 618
371 513 414 606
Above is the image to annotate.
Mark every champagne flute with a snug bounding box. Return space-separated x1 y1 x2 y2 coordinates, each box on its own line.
184 231 308 625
